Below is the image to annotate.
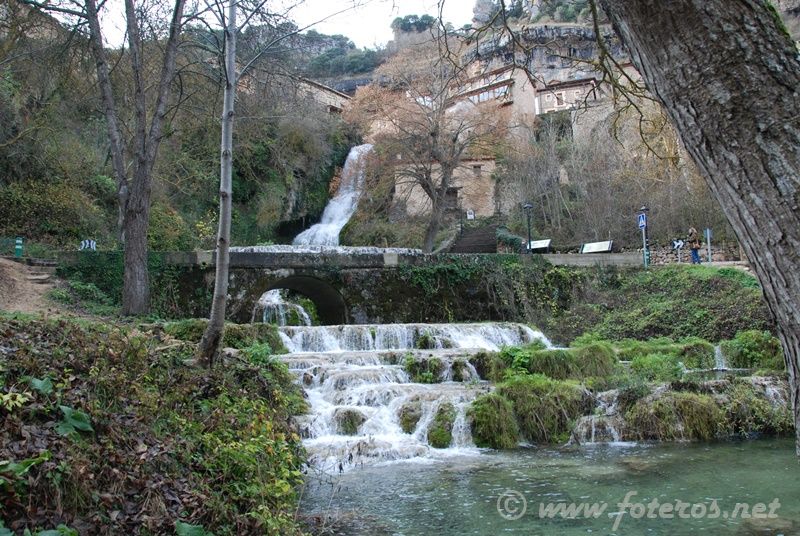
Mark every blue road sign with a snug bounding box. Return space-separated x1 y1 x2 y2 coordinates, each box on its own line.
638 213 647 229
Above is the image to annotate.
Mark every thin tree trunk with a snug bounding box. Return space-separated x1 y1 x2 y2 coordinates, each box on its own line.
423 196 445 253
198 0 237 366
84 0 128 241
599 0 800 453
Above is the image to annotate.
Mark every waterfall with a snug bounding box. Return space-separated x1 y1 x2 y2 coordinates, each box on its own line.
251 289 311 326
293 143 373 247
713 345 728 370
280 322 550 472
279 322 550 354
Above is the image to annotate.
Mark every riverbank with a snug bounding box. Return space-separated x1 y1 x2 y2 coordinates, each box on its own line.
0 313 307 535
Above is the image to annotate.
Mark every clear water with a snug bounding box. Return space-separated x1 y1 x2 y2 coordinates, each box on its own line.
300 439 800 535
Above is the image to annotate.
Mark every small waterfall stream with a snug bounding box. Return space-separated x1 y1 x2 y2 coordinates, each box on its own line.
293 143 373 247
251 289 312 326
278 322 550 472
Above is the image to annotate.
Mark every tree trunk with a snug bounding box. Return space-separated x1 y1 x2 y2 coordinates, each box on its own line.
423 196 445 253
599 0 800 452
198 0 237 366
121 167 150 315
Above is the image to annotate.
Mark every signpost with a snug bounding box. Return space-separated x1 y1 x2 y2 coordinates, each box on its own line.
705 228 712 263
638 210 649 268
14 237 23 258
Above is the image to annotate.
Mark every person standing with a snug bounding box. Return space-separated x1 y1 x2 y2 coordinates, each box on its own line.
687 227 702 264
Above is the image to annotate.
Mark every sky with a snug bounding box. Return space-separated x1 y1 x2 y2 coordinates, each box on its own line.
291 0 476 48
97 0 476 49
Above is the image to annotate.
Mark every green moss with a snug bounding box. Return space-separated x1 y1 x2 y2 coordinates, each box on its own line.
720 330 784 370
724 379 793 437
427 403 456 448
497 374 586 443
451 359 468 382
469 351 508 383
334 408 366 435
677 338 716 369
398 400 422 434
624 392 723 441
499 342 615 381
468 393 519 449
403 355 444 383
161 319 287 353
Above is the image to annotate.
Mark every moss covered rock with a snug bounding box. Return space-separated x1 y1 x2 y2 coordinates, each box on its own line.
403 355 444 383
398 400 423 434
469 351 508 383
624 392 723 441
334 408 367 435
427 403 456 448
497 374 586 443
468 393 519 449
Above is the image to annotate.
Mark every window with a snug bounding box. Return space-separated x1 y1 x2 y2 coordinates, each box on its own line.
545 94 552 101
556 92 565 106
473 164 482 176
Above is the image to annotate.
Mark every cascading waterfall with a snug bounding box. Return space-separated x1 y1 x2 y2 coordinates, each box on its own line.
279 322 550 472
251 289 311 326
293 143 373 247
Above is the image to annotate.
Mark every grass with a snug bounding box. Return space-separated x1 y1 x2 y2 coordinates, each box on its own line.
468 393 519 449
496 374 587 444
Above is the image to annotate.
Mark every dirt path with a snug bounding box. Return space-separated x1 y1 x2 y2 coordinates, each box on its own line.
0 257 58 314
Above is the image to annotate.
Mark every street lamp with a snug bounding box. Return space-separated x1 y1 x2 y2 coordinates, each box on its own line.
523 202 533 254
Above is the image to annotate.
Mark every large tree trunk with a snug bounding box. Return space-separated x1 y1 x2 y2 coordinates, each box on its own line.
121 169 151 315
599 0 800 452
198 0 237 366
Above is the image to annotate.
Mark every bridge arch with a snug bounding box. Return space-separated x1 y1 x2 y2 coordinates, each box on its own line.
264 275 348 325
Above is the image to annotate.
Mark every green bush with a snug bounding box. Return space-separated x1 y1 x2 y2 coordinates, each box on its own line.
499 342 615 380
572 342 616 377
724 379 793 437
497 374 586 443
630 353 684 382
720 330 784 370
468 393 519 449
677 337 716 369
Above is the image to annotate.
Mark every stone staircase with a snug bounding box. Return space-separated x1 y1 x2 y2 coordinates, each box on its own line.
4 257 58 285
448 224 498 253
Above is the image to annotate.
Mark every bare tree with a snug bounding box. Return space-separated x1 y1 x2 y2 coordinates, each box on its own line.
24 0 189 315
348 39 508 252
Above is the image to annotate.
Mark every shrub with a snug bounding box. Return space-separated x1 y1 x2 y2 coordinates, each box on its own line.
720 330 784 370
630 353 684 382
572 342 616 377
724 379 793 437
162 319 286 353
468 393 519 449
497 374 586 443
677 337 716 369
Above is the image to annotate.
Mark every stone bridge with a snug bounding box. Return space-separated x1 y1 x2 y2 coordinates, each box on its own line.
157 249 642 325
